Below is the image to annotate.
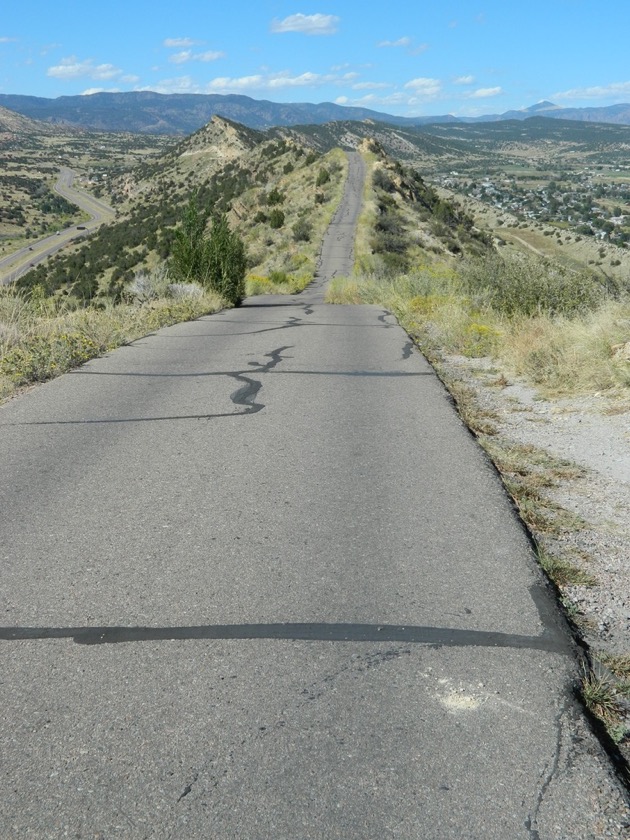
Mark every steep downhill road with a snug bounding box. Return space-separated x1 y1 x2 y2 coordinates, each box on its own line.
0 152 627 838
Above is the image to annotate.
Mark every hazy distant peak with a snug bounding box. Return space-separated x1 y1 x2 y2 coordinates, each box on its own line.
526 101 562 113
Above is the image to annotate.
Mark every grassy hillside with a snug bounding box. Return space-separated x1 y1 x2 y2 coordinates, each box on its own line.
16 117 347 301
328 147 630 397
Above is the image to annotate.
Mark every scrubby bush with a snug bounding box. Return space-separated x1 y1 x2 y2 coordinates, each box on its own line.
459 254 608 317
373 168 395 193
169 196 208 285
205 214 247 306
128 264 171 302
316 168 330 187
266 188 285 206
168 282 204 300
268 209 285 229
292 217 312 242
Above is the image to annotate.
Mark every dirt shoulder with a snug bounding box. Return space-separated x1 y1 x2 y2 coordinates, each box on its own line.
434 351 630 751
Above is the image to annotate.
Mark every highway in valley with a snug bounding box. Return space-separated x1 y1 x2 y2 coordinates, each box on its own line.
0 153 627 838
0 167 114 285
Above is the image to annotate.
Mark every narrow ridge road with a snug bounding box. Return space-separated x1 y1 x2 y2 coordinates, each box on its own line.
0 152 627 838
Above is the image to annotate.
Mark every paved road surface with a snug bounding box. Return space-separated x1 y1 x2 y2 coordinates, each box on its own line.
0 153 627 838
0 168 114 285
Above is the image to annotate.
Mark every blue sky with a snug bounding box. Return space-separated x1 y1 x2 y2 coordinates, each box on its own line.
1 1 629 117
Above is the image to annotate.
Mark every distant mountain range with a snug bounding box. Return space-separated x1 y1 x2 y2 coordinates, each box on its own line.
1 91 630 135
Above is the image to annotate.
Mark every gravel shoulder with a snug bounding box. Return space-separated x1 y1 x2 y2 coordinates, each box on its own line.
436 351 630 753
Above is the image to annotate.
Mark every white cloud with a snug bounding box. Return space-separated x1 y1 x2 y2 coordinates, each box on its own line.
197 51 224 63
454 75 475 85
169 49 224 64
207 75 265 91
271 14 339 35
46 56 139 85
145 69 359 96
268 72 320 89
163 38 199 48
377 37 411 48
138 75 207 94
40 43 62 56
264 70 356 89
553 81 630 101
169 50 192 64
0 36 17 43
468 86 503 99
336 92 412 109
47 57 124 80
403 77 442 97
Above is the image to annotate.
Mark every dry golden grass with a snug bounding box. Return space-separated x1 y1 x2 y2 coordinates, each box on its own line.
502 301 630 395
0 286 224 402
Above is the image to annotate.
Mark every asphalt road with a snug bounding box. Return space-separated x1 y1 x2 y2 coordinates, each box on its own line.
0 168 114 285
0 153 627 838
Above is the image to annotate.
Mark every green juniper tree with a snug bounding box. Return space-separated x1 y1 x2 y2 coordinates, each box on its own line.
170 194 209 285
206 213 247 306
170 194 247 306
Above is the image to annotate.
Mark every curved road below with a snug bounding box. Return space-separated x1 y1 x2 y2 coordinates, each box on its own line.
0 168 115 285
0 152 626 838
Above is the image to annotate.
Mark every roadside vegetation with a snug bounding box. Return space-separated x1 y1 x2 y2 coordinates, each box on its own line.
0 274 223 401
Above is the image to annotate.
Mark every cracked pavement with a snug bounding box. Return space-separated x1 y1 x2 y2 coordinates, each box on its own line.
0 152 628 838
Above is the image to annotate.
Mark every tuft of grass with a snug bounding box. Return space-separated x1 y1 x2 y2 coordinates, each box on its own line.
478 436 588 536
325 277 362 304
481 439 586 483
501 300 630 396
444 379 499 436
503 476 587 534
537 548 598 588
581 672 626 733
